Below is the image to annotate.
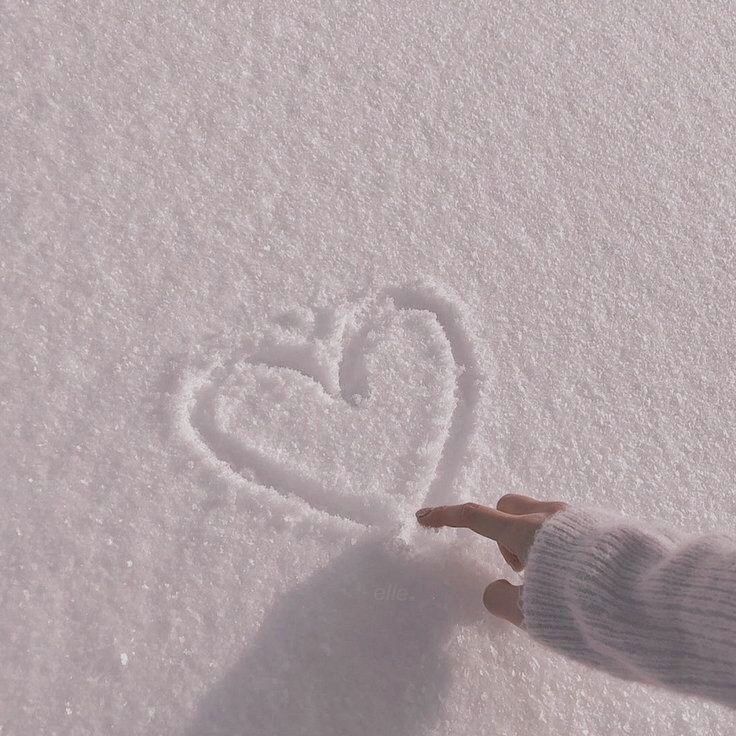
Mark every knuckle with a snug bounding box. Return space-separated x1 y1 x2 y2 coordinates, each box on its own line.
483 580 508 612
461 502 481 520
523 512 546 530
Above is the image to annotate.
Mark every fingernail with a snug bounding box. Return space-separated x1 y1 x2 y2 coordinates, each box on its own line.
416 507 432 518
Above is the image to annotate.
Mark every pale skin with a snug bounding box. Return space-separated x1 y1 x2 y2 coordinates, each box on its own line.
415 494 569 629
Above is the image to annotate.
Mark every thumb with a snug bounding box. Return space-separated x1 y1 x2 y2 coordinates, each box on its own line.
483 580 526 629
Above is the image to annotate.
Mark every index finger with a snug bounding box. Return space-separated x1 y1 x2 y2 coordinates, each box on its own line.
415 503 520 545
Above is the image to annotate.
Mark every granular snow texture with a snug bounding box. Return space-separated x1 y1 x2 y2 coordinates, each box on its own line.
3 2 736 734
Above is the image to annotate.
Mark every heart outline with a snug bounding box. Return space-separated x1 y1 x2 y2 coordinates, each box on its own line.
175 282 484 535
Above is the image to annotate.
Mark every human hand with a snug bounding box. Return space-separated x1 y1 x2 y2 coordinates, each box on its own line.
415 494 569 628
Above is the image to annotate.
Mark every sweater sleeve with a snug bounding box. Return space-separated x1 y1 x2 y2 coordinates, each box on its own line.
519 504 736 709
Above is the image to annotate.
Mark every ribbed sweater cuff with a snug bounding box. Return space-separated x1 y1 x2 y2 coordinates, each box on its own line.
518 504 736 707
519 505 655 681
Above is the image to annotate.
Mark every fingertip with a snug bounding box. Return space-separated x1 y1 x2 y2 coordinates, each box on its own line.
416 507 438 527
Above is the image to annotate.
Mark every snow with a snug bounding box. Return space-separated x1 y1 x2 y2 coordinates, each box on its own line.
3 2 736 734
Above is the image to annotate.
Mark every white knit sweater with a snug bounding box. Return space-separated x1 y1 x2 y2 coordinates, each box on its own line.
520 505 736 709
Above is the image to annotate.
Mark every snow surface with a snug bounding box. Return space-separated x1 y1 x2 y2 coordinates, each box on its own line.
3 2 736 734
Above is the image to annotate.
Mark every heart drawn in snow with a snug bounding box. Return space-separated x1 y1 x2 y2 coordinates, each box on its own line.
178 283 482 532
